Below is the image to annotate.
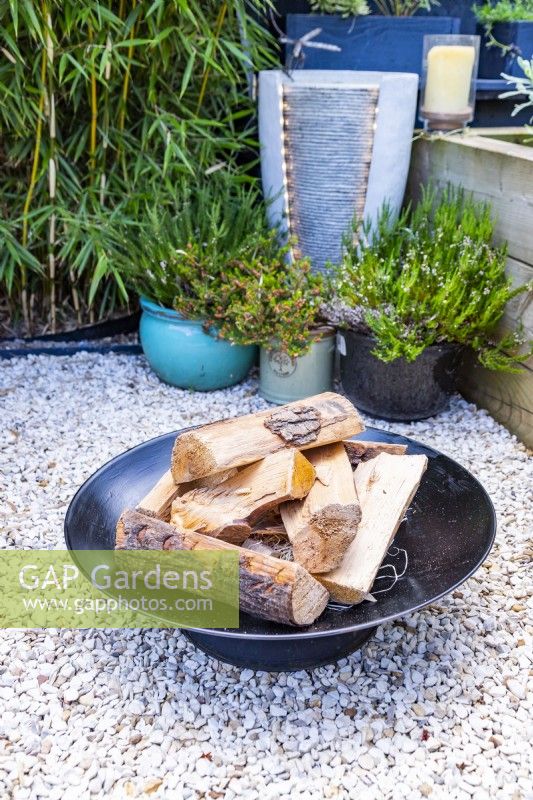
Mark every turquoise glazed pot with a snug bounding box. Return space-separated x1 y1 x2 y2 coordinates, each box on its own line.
139 297 257 390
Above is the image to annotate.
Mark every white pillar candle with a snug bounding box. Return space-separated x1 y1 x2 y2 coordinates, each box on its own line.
423 45 475 115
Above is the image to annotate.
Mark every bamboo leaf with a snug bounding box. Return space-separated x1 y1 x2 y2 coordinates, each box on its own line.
180 51 196 97
88 252 109 305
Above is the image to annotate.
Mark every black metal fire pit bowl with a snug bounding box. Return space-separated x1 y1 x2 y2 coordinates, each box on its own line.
64 428 496 672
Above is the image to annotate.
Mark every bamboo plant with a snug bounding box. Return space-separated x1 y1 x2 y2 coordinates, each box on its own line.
0 0 273 333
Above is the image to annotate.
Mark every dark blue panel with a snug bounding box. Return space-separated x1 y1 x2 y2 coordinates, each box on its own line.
286 14 461 75
473 98 532 126
273 0 476 33
478 21 533 78
274 1 481 34
413 0 481 35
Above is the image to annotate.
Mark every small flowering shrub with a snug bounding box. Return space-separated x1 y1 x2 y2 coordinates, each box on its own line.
209 239 325 357
332 188 531 371
129 176 326 356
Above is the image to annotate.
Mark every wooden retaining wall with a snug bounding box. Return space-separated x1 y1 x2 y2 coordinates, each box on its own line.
408 129 533 448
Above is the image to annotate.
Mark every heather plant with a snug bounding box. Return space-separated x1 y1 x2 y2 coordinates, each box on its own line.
332 188 531 371
210 240 326 357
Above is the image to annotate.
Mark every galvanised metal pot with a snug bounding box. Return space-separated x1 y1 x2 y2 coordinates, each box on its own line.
139 297 257 391
340 331 463 421
259 328 335 404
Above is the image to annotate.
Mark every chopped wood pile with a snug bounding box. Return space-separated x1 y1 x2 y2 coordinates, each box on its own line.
116 392 427 626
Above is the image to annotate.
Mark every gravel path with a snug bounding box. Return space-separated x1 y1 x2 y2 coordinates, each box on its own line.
1 353 531 800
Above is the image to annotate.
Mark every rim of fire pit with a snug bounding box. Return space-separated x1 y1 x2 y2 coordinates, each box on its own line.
64 426 497 640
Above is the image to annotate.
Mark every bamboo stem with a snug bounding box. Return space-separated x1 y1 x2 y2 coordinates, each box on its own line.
90 74 97 167
100 34 112 206
21 45 48 332
88 26 97 178
45 5 57 332
196 2 228 115
70 266 82 325
117 0 137 157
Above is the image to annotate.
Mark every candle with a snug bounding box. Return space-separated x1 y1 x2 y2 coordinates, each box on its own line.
423 45 476 115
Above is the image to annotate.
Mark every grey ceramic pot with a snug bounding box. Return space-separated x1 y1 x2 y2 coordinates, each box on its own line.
259 329 335 404
340 331 463 421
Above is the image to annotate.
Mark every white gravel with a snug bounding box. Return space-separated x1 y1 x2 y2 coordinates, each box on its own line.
0 352 531 800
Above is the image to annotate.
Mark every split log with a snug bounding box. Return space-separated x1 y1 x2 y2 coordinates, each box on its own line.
137 469 179 521
317 453 428 603
116 510 329 626
170 449 315 544
179 469 240 498
137 467 238 522
352 454 413 506
280 443 361 573
343 440 408 468
171 392 364 483
352 457 380 506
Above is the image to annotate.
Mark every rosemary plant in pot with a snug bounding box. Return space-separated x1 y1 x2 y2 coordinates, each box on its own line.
329 188 529 420
129 179 261 391
210 239 335 403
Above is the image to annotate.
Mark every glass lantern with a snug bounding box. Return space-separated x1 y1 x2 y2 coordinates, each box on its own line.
419 34 480 132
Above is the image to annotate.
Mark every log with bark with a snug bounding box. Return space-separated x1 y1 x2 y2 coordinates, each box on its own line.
280 443 361 573
170 392 364 483
170 449 315 544
343 440 408 468
317 453 428 603
116 510 329 626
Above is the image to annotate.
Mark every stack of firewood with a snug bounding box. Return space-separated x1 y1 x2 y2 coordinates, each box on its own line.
116 392 427 626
